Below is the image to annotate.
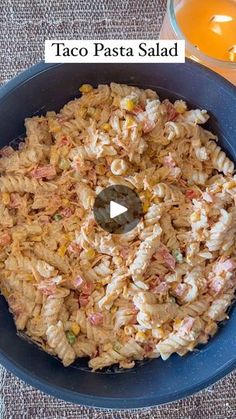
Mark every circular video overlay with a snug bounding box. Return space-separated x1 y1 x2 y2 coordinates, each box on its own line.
93 185 143 234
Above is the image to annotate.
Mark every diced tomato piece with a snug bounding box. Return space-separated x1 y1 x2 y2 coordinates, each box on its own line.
163 154 176 168
57 136 71 147
68 243 82 255
79 293 90 307
31 164 56 180
9 193 21 208
178 317 195 336
143 343 153 354
172 283 187 298
60 207 73 218
153 282 168 294
149 275 161 287
132 105 144 115
88 312 103 326
81 281 94 295
73 275 84 288
38 283 57 296
163 99 179 121
186 189 198 199
0 232 11 246
154 244 176 270
142 119 155 134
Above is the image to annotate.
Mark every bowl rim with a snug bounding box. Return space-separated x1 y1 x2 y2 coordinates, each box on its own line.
1 58 236 101
0 341 236 409
0 59 236 409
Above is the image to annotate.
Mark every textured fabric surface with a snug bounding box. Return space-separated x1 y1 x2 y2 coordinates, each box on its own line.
0 0 236 418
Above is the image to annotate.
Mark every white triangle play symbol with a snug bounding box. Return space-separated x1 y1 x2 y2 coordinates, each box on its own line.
110 200 128 219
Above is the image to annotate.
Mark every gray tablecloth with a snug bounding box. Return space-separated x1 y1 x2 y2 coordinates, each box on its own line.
0 1 236 418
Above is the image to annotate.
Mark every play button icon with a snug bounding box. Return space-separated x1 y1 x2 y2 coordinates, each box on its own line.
110 201 128 218
93 185 143 234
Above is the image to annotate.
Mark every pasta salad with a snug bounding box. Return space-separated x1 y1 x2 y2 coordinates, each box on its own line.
0 82 235 370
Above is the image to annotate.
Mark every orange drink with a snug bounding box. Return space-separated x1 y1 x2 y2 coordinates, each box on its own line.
160 0 236 84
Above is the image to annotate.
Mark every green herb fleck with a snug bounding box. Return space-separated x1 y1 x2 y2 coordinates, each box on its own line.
53 213 62 221
66 330 76 345
59 157 71 171
172 249 184 263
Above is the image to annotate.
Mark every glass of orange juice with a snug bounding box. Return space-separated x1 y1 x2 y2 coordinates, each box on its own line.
160 0 236 85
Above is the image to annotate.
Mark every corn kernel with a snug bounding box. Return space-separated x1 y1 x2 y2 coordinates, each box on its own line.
1 287 9 298
143 201 150 213
79 84 93 94
62 199 69 206
101 123 111 132
174 318 182 328
125 115 136 128
57 244 67 257
48 119 61 133
98 278 109 286
111 306 117 314
174 100 187 114
123 99 135 112
71 322 81 336
145 190 152 200
2 192 10 205
30 235 42 242
186 255 191 263
224 181 236 190
190 211 201 222
152 197 161 204
50 147 60 165
135 331 146 342
24 274 34 281
85 248 96 259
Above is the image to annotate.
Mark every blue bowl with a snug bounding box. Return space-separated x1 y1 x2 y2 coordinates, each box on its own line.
0 60 236 408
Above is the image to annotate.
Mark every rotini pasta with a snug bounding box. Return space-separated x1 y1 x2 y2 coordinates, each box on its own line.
0 82 235 371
